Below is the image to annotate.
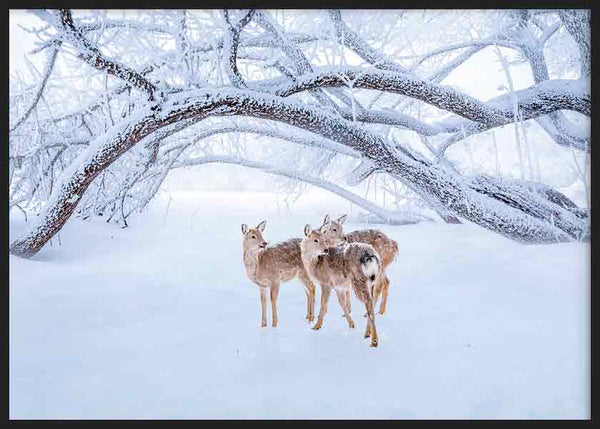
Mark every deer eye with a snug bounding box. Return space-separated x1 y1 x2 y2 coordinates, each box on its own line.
314 239 318 243
333 229 337 232
251 235 256 239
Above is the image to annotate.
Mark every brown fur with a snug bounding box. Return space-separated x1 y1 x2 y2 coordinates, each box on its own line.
322 215 399 315
300 223 381 347
242 221 316 327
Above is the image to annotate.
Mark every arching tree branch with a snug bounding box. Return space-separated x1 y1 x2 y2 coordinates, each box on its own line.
271 67 589 123
9 87 587 257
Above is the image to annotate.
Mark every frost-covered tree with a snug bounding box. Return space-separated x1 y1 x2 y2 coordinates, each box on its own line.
9 9 590 258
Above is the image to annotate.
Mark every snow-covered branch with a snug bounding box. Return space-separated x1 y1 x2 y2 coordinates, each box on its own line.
437 78 590 156
558 9 590 77
9 84 588 257
10 45 60 133
56 9 158 101
271 67 589 123
327 10 408 74
222 9 256 88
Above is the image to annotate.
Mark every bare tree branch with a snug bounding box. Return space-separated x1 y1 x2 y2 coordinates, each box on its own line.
10 45 60 133
254 10 350 113
271 67 589 123
222 9 255 88
56 9 158 101
558 9 591 77
328 10 408 74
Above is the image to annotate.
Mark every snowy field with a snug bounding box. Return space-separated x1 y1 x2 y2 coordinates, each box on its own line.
9 190 589 419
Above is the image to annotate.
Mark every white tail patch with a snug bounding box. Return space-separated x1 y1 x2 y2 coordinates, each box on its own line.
361 257 380 282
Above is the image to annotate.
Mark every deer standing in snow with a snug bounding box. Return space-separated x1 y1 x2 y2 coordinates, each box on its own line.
241 220 317 328
321 214 398 315
300 220 382 347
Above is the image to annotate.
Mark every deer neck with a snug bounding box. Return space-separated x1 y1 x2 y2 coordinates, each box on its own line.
300 246 323 277
243 247 264 279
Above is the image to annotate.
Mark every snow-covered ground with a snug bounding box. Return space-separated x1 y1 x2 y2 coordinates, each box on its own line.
9 190 590 419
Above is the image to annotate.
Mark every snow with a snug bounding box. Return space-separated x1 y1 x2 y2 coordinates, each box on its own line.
9 189 589 419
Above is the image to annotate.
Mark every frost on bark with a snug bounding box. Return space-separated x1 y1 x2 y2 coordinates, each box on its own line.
222 9 255 88
9 9 590 258
558 9 591 77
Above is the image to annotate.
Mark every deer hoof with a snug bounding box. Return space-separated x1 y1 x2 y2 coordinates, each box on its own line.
370 339 378 347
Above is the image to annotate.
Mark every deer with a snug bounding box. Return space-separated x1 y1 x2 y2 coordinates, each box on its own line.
300 220 382 347
241 220 317 328
321 214 398 315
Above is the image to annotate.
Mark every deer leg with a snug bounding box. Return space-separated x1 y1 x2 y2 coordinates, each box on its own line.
373 276 383 306
364 297 378 347
270 283 280 327
378 274 390 315
335 288 355 329
303 289 310 320
309 283 316 322
299 272 316 322
312 284 331 330
344 289 352 314
365 276 384 318
260 287 268 328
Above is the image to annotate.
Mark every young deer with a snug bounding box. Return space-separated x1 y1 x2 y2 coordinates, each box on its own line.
241 220 316 328
300 221 382 347
321 214 398 315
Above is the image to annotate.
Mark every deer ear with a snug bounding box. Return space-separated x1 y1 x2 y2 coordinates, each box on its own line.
241 224 248 234
304 224 311 237
256 220 267 232
323 214 331 225
320 220 331 233
337 214 347 224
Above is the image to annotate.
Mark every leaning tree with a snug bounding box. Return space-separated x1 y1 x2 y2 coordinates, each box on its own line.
9 9 590 258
